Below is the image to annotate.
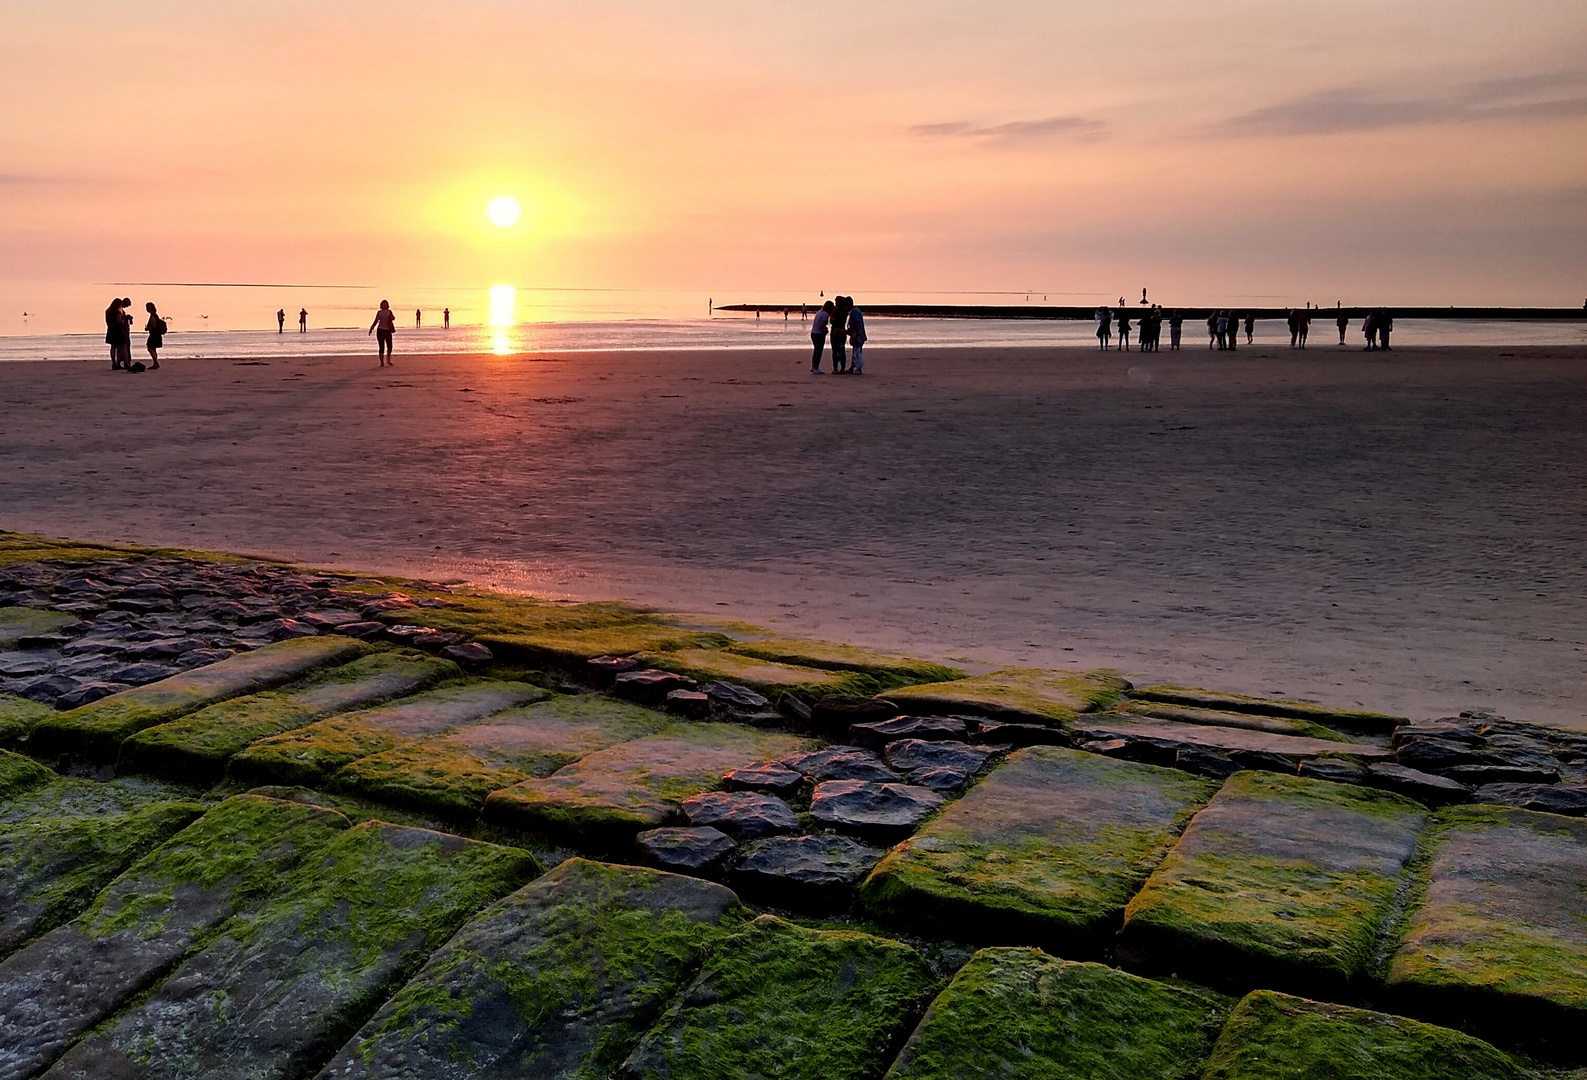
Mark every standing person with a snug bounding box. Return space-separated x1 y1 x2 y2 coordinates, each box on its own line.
811 300 832 372
143 301 166 369
368 300 397 365
298 307 307 332
1286 309 1299 348
1226 313 1238 351
1362 311 1377 350
1297 308 1310 348
830 297 850 373
1117 309 1132 351
415 308 422 329
277 308 285 333
1169 309 1183 350
1215 311 1229 350
443 307 450 329
1378 311 1393 350
105 298 131 369
848 301 867 374
1096 307 1112 350
1244 313 1254 345
1337 305 1349 345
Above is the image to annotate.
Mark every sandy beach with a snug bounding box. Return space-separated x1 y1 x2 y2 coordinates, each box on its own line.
3 342 1585 728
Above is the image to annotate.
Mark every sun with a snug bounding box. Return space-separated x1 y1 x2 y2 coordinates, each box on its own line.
486 195 521 228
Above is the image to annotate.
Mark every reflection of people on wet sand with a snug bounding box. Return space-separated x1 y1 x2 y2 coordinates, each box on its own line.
298 308 307 332
369 300 397 366
144 301 166 369
277 308 285 333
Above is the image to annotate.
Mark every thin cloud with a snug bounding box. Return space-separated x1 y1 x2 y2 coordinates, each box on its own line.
1220 73 1587 136
911 115 1106 145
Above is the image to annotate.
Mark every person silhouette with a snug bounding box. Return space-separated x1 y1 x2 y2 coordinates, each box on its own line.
298 308 307 332
277 308 285 333
106 297 131 369
811 300 833 372
1140 287 1148 305
415 308 422 329
369 300 397 366
1117 310 1133 351
443 307 450 329
1336 304 1348 345
1168 309 1182 350
144 301 165 369
1096 307 1112 350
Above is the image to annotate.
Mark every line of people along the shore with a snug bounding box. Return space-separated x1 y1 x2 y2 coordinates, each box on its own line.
1095 303 1395 351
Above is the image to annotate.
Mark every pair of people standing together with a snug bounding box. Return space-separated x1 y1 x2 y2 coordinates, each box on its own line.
104 297 165 370
810 297 866 374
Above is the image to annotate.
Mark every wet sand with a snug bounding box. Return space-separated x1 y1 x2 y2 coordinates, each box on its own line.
2 342 1585 727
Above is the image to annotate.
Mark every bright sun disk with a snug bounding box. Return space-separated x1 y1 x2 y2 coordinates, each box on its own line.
486 195 521 228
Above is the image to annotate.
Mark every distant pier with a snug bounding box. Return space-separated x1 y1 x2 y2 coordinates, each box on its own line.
716 303 1587 321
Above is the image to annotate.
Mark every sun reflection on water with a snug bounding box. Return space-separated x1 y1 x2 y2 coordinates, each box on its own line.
489 284 516 355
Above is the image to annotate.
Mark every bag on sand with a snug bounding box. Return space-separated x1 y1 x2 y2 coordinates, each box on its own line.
127 361 147 373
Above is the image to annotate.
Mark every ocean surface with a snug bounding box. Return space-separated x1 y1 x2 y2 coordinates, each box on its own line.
2 281 1583 361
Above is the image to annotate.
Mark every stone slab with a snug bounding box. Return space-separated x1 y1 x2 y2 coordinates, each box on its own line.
883 668 1127 727
723 638 965 688
680 790 798 838
851 715 970 750
1080 717 1394 763
861 746 1216 958
0 695 52 747
228 679 547 787
615 914 936 1080
0 795 349 1080
116 650 457 783
638 648 879 699
0 799 204 956
1202 990 1527 1080
44 821 539 1080
314 858 742 1080
886 947 1231 1080
809 779 945 842
0 608 78 649
0 775 191 827
1386 805 1587 1063
1118 771 1428 997
639 826 737 873
733 834 886 910
334 694 669 820
485 723 810 852
1115 700 1355 741
1131 686 1404 735
31 635 371 763
0 750 53 805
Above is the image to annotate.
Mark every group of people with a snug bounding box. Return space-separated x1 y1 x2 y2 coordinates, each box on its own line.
277 308 309 332
1095 306 1181 351
810 297 867 373
1359 310 1394 350
104 298 165 370
1096 302 1400 353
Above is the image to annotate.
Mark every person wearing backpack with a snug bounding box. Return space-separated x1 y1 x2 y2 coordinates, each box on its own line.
144 301 167 369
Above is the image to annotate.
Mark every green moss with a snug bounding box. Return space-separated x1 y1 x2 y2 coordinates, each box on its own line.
1203 991 1528 1080
326 858 746 1078
1130 686 1404 735
723 639 965 690
486 723 812 852
0 774 199 827
31 635 372 763
638 648 881 699
884 668 1129 727
81 793 350 938
0 694 53 747
331 694 668 821
484 625 729 668
0 799 205 951
0 606 80 647
0 529 253 566
117 650 457 784
861 746 1215 957
1114 700 1354 742
1119 772 1429 997
618 914 938 1080
886 947 1232 1080
0 748 54 804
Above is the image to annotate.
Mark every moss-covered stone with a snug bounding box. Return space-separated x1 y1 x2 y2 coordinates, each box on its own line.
30 635 372 764
0 695 53 748
883 668 1128 727
484 625 728 668
0 795 349 1079
0 799 204 954
1114 700 1354 742
885 947 1232 1080
333 694 670 821
1202 990 1528 1080
0 607 79 648
860 746 1216 958
485 723 811 852
0 530 247 568
723 639 965 690
228 679 546 787
116 650 458 784
319 858 744 1079
638 648 880 699
1131 686 1404 735
1080 716 1394 763
1385 805 1587 1063
0 750 53 805
617 914 937 1080
1118 772 1428 997
46 820 539 1080
0 775 194 828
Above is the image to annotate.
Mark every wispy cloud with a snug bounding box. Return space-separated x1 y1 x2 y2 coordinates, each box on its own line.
910 115 1106 145
1220 72 1587 136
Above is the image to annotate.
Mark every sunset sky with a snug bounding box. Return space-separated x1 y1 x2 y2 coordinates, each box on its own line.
4 0 1586 309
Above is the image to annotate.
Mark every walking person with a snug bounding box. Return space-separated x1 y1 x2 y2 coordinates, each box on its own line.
298 308 307 332
1117 310 1133 351
105 298 131 369
143 301 166 369
1206 312 1217 348
830 297 850 373
277 308 285 333
1378 311 1393 350
368 300 397 365
1244 313 1254 345
1296 308 1310 348
1287 309 1299 348
1337 305 1349 345
1169 309 1182 350
811 301 832 372
1096 307 1112 350
848 301 867 373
